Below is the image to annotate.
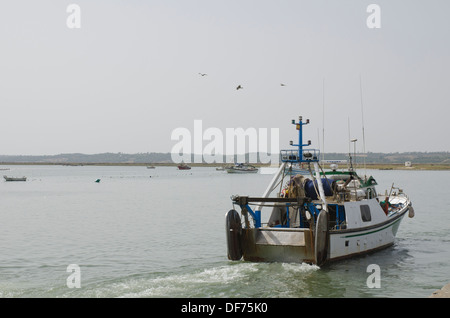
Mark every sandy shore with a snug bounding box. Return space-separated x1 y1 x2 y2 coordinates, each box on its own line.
430 283 450 298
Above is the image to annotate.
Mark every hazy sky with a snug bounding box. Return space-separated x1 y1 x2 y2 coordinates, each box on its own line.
1 0 449 155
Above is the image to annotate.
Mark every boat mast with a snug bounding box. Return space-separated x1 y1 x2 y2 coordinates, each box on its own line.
290 117 328 211
360 75 367 179
322 78 325 163
348 117 354 172
257 117 329 213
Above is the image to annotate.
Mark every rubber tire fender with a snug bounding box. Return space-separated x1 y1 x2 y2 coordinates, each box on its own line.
225 209 243 261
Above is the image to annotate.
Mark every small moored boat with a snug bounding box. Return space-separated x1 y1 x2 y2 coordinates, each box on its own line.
226 163 258 174
177 163 191 170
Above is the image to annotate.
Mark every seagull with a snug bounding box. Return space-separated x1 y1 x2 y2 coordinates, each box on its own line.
236 85 243 90
198 73 207 76
280 83 286 86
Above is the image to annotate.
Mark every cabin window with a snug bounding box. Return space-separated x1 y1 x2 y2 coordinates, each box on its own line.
360 205 371 222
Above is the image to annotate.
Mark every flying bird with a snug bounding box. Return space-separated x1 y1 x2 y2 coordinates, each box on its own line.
198 73 207 76
280 83 287 86
236 85 243 90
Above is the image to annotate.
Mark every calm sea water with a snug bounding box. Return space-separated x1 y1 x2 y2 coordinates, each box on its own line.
0 165 448 298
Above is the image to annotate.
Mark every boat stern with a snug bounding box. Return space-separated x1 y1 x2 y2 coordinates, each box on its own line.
241 227 315 263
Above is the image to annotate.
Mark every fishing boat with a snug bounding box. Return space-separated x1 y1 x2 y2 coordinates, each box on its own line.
225 116 414 266
226 163 258 174
177 163 191 170
4 176 27 182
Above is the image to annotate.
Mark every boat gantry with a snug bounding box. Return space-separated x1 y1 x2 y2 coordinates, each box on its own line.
225 116 414 266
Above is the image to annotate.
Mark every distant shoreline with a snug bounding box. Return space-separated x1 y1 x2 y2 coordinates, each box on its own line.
355 163 450 171
1 162 450 170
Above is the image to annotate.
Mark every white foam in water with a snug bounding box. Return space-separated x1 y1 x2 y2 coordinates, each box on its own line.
58 262 327 298
281 262 320 272
87 263 260 298
106 263 318 298
104 264 262 297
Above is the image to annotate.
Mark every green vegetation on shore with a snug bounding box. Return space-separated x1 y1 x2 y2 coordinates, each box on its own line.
333 163 450 171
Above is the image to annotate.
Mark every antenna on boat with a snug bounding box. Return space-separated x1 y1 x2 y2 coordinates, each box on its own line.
351 138 358 168
347 117 350 153
360 75 367 179
317 128 321 158
348 117 353 171
322 78 325 163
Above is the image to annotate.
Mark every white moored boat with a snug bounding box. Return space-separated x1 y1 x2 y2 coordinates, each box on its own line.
225 116 414 266
4 175 27 182
226 163 258 174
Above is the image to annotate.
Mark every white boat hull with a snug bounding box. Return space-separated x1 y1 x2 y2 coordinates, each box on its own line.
239 198 410 265
3 176 27 181
328 211 406 261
